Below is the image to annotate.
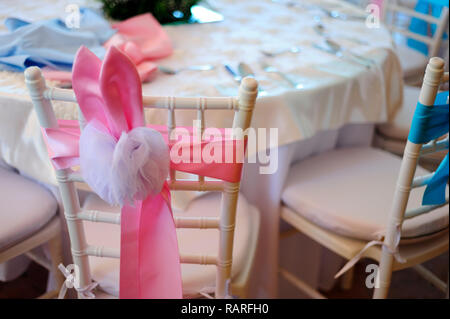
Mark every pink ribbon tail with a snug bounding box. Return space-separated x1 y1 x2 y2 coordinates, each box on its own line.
120 185 182 298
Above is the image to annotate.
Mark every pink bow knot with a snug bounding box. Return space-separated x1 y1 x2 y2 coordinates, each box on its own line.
80 121 170 206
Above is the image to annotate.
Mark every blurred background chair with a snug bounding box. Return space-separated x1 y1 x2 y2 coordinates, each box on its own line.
279 57 449 299
373 83 448 170
25 66 261 299
382 0 449 84
0 162 64 298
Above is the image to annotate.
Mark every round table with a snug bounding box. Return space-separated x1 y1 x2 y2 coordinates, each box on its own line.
0 0 403 297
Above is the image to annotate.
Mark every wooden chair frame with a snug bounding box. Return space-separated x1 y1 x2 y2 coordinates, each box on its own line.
24 66 258 299
280 57 449 299
383 0 449 58
374 57 449 298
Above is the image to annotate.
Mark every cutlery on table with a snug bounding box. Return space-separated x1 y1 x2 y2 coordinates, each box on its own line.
319 7 367 21
260 46 301 58
312 43 369 69
236 62 268 95
259 61 300 88
224 64 242 83
313 23 368 46
237 62 257 78
158 64 215 75
324 39 375 66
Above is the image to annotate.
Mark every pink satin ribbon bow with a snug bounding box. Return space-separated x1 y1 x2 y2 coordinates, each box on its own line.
43 46 245 299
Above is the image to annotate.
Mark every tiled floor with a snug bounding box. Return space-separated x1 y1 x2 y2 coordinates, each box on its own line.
0 253 448 299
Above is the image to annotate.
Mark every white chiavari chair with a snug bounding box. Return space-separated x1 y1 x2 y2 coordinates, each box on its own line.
382 0 449 83
0 163 64 298
280 57 448 299
24 66 260 299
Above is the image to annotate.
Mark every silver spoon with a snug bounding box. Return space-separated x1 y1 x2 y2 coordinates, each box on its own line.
260 46 301 58
158 64 215 75
260 61 299 88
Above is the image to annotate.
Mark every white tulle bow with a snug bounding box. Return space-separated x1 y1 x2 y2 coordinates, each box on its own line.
79 122 170 206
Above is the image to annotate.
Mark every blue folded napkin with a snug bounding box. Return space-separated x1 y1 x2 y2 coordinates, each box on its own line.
0 8 115 71
408 0 449 56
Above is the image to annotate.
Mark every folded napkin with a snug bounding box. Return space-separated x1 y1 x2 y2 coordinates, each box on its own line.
0 8 115 71
103 13 173 82
43 13 172 83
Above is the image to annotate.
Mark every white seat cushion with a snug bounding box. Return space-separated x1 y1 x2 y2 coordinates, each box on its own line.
82 192 256 297
282 147 449 242
0 167 58 250
377 85 421 140
396 44 428 79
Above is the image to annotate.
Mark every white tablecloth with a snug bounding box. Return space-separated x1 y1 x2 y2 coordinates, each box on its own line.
0 0 403 297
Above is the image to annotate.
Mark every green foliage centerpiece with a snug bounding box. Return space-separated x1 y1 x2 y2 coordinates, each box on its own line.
100 0 201 24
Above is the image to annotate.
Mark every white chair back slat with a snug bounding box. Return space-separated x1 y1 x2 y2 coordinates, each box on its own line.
420 136 449 155
43 87 239 110
384 1 450 58
411 172 435 188
78 210 121 224
373 57 448 298
388 26 435 45
85 246 120 259
404 198 449 219
78 210 221 229
387 2 442 24
24 66 258 299
180 254 217 265
174 216 220 229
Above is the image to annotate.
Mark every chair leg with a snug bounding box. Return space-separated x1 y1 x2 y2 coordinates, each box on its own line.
373 249 394 299
48 233 65 293
340 267 354 291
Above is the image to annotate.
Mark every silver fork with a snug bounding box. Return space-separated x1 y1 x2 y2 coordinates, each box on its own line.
260 61 299 88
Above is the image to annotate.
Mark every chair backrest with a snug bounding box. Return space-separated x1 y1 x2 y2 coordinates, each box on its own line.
24 66 258 299
383 0 449 57
384 56 448 268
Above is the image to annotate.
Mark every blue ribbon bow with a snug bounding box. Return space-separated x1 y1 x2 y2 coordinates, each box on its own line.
408 91 449 205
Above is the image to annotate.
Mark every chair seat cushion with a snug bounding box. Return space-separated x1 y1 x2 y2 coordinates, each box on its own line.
396 45 428 79
0 167 58 250
281 147 449 242
82 192 257 297
377 85 421 140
